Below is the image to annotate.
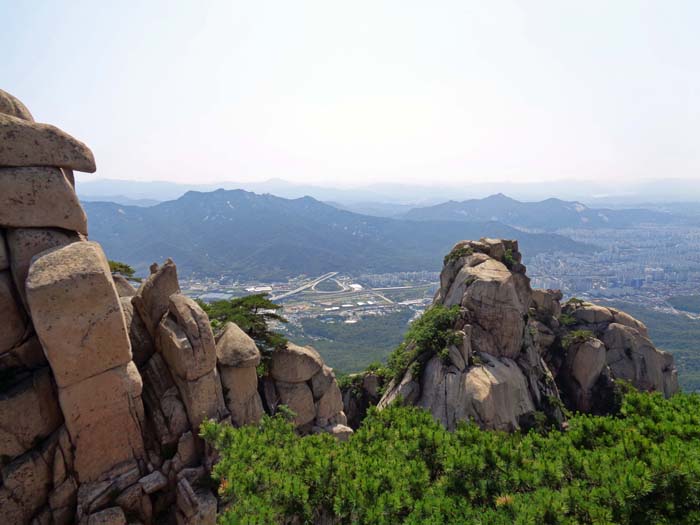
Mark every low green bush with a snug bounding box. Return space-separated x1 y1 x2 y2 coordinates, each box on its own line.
203 390 700 524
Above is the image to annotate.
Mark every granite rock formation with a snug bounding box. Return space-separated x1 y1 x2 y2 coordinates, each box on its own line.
0 89 350 525
376 239 679 430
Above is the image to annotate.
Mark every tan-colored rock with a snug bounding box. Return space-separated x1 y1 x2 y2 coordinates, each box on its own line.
609 308 649 336
275 381 316 426
219 365 264 426
160 294 217 377
0 448 52 524
572 303 614 324
421 354 535 431
531 288 562 319
6 227 80 306
569 338 606 392
446 257 529 358
0 89 34 121
270 343 323 383
0 167 88 233
120 297 155 367
315 383 344 423
59 362 145 482
0 113 96 172
132 258 180 336
87 507 127 525
0 229 9 270
215 322 261 368
0 367 63 459
113 274 136 297
158 314 216 381
26 241 132 387
172 368 227 430
0 270 27 352
326 423 353 442
603 323 679 397
310 365 335 400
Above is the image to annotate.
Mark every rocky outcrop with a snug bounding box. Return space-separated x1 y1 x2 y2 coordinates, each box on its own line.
537 296 679 412
379 239 562 431
0 89 351 524
378 238 679 430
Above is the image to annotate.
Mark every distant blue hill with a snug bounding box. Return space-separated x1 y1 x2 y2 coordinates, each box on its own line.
83 189 594 280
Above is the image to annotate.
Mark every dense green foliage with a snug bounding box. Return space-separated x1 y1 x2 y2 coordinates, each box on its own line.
668 295 700 314
284 309 414 374
203 390 700 524
108 259 135 277
198 294 288 355
386 305 461 380
604 301 700 392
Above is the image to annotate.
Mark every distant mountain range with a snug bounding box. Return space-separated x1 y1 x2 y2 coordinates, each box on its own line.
83 190 593 280
76 177 700 208
402 193 682 231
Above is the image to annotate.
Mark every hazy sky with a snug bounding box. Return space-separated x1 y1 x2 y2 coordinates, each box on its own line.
3 1 699 187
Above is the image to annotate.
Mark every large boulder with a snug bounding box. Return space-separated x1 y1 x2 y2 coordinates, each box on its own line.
0 167 88 234
0 88 34 121
219 366 264 426
215 322 261 368
0 367 62 460
132 259 180 336
270 343 323 383
157 309 216 382
603 323 678 396
172 368 227 430
58 362 145 483
0 113 96 172
275 381 316 427
26 241 132 388
6 227 80 306
417 354 536 431
0 334 47 372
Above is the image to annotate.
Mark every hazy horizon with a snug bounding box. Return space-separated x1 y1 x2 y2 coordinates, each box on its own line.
4 1 700 188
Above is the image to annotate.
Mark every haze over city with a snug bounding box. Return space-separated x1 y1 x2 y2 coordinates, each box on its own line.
3 0 700 190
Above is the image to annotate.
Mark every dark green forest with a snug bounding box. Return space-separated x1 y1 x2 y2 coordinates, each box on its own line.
667 295 700 314
203 390 700 525
283 309 414 373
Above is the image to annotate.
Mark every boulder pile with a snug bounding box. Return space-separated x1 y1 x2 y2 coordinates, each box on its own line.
377 239 679 430
0 89 350 525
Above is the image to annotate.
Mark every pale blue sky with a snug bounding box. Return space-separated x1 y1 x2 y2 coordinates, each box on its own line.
2 1 699 186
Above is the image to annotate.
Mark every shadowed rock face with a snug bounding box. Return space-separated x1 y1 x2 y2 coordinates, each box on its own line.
377 238 679 431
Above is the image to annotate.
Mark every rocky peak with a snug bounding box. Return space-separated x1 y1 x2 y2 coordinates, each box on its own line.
378 238 679 431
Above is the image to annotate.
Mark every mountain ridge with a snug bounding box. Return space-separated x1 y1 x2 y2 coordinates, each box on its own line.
83 189 594 279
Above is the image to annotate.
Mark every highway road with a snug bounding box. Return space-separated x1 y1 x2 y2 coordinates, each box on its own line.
270 272 338 301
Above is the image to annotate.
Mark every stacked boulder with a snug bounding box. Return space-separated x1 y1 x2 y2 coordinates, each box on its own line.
0 89 351 524
265 344 353 440
533 294 678 413
377 238 679 430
